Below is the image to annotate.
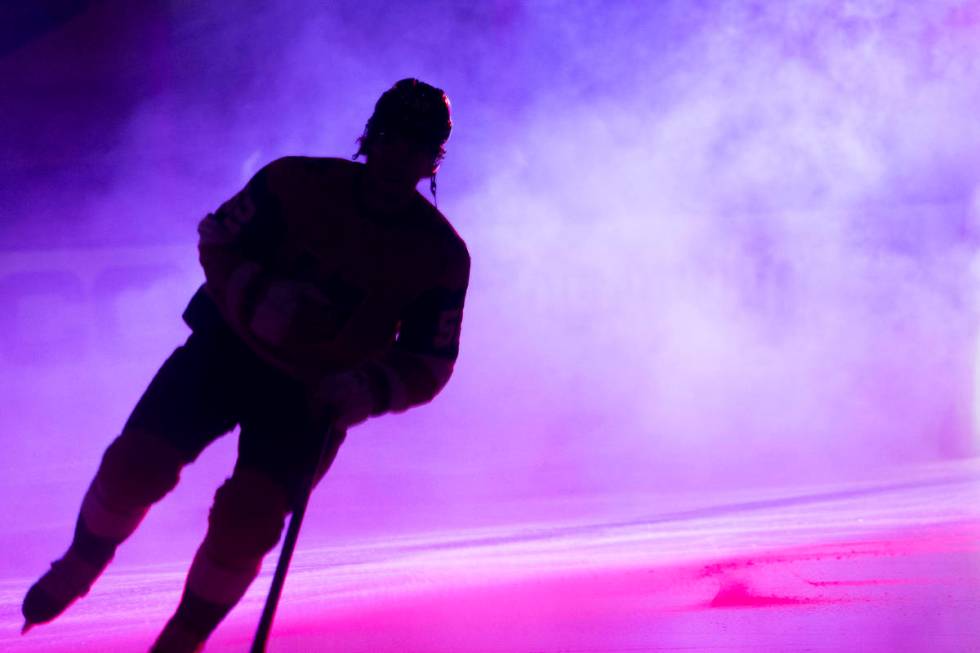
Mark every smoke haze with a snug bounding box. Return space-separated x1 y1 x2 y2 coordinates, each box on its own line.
2 0 980 573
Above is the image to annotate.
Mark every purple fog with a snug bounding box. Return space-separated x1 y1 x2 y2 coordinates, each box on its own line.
2 1 980 651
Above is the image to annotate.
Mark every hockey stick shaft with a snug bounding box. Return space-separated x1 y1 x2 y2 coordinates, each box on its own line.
250 420 339 653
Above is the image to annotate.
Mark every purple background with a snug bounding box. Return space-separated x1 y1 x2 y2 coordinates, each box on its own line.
2 0 980 581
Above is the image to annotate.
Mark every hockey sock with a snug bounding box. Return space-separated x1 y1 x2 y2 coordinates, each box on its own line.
70 514 118 567
151 589 233 652
175 588 235 637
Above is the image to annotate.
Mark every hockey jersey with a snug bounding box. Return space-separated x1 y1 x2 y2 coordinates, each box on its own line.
182 156 470 417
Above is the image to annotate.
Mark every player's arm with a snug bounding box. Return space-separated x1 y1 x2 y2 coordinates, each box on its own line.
313 252 470 428
197 158 322 347
369 275 469 414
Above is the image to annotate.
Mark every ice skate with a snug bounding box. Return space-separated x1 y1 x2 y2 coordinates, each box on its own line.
21 547 110 629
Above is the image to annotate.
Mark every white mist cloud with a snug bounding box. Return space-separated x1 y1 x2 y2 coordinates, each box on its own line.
455 0 980 493
8 0 980 522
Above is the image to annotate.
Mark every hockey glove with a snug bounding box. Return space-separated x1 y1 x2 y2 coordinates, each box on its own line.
309 370 379 430
249 280 342 346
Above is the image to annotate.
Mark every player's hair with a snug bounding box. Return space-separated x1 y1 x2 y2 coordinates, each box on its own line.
353 78 452 204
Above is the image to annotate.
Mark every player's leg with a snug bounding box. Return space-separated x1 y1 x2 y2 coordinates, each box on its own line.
22 330 244 628
153 368 347 650
151 466 291 652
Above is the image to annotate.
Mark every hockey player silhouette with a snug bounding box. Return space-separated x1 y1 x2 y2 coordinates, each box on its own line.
21 78 470 652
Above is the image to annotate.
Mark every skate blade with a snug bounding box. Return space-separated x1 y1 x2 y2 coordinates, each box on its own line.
22 621 36 635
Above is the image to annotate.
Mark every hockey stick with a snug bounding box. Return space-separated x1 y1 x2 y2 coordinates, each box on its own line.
250 415 340 653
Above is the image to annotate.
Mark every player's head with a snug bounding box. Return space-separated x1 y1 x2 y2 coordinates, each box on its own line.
354 78 452 200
